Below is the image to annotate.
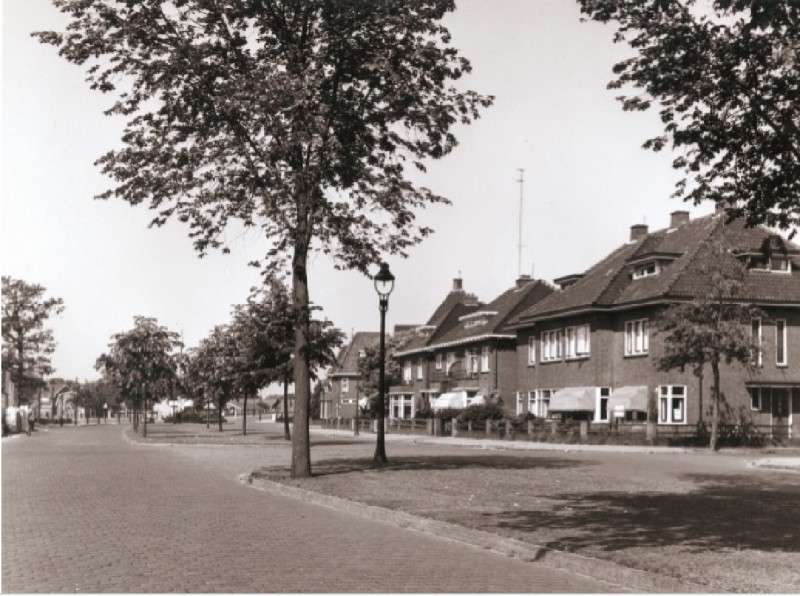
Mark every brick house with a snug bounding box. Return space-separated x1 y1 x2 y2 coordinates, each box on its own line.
511 210 800 439
325 331 380 419
393 275 555 418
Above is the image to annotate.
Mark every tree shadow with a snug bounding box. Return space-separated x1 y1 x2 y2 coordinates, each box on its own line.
489 472 800 553
296 453 590 477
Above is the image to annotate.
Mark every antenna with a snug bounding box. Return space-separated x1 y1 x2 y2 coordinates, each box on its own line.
517 168 525 277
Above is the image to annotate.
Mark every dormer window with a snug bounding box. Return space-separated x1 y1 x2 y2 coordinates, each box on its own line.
742 254 792 273
632 261 659 280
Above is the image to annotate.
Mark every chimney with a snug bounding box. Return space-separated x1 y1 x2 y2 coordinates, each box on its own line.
670 210 690 228
630 224 649 242
452 277 463 292
515 274 532 289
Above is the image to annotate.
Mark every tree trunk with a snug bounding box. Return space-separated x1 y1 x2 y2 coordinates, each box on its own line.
206 397 210 429
243 392 248 436
218 394 224 432
710 360 720 451
290 226 312 477
143 389 147 438
283 375 291 441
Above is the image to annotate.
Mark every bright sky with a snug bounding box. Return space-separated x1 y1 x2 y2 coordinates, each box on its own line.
2 0 720 381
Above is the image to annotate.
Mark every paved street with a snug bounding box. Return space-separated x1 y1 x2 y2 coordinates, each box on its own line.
2 425 621 593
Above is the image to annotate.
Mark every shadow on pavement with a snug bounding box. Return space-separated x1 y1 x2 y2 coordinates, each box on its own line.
296 453 590 477
490 472 800 553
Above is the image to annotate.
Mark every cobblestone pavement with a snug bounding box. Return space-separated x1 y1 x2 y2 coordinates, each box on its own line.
2 425 622 593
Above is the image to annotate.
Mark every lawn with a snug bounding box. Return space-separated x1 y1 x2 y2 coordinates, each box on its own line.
253 444 800 593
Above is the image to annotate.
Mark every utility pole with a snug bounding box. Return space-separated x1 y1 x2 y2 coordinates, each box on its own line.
517 168 525 277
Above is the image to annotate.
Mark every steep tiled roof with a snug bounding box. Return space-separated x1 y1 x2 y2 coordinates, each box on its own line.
329 332 380 376
514 214 800 324
426 283 481 327
395 279 553 354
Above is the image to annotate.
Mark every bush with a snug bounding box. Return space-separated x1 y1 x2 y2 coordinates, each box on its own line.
457 403 505 424
433 407 461 421
164 410 227 424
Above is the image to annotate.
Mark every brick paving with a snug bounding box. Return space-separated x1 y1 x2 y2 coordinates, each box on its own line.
2 424 621 593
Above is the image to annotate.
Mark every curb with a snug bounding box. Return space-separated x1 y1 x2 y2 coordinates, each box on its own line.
241 473 708 594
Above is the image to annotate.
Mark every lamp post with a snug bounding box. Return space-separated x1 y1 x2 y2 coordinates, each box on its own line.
373 262 394 466
103 402 108 424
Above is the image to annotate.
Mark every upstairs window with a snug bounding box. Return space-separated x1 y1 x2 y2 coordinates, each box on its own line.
744 254 792 272
466 350 479 374
341 378 349 393
564 325 590 358
751 318 762 366
416 362 424 380
446 352 456 372
527 336 536 366
402 362 412 383
625 319 649 356
435 353 443 370
541 330 562 362
481 346 490 372
632 261 659 279
776 320 787 366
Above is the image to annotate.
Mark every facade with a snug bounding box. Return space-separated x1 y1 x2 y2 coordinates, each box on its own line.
393 275 555 418
510 210 800 438
325 332 380 419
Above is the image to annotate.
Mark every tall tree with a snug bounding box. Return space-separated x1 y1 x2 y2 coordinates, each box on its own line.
96 316 182 437
37 1 491 477
2 276 65 407
578 0 800 233
655 236 764 450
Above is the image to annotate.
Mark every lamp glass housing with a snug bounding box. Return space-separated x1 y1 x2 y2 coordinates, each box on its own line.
373 262 395 299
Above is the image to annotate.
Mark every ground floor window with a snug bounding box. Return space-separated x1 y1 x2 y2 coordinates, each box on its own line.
389 395 414 419
516 392 525 416
658 385 686 424
527 389 554 418
594 387 610 422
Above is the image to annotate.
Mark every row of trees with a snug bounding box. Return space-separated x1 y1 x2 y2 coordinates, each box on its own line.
95 278 345 440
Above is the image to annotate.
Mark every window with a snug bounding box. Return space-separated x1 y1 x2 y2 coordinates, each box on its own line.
658 385 686 424
776 320 787 366
748 386 762 411
341 378 349 393
540 330 562 362
435 353 443 370
481 346 490 372
516 392 525 416
751 318 762 366
446 352 456 372
528 389 553 418
565 325 590 358
595 387 610 422
416 362 424 380
527 336 536 365
402 362 412 383
625 319 649 356
632 261 659 279
466 350 479 374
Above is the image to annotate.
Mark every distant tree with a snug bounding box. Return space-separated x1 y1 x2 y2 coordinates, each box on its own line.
655 237 764 450
191 325 239 432
37 0 492 477
96 316 182 437
1 276 65 406
358 333 408 422
579 0 800 234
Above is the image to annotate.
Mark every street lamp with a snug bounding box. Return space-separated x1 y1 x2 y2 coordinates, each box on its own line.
103 403 108 424
373 261 394 466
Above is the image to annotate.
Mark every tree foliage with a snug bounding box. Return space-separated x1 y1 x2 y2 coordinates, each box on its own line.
579 0 800 233
95 316 182 434
654 236 764 450
1 276 65 404
37 0 491 476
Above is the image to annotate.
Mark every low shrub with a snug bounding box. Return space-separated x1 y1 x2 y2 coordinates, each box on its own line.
457 403 505 424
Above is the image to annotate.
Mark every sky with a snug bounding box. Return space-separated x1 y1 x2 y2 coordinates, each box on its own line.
2 0 722 382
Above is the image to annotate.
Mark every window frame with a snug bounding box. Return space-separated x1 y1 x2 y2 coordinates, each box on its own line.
540 329 563 362
402 361 412 383
435 353 443 371
416 361 424 380
658 385 687 425
751 318 763 366
564 324 590 359
624 319 649 356
527 336 536 366
776 319 787 366
341 378 349 393
481 346 490 372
